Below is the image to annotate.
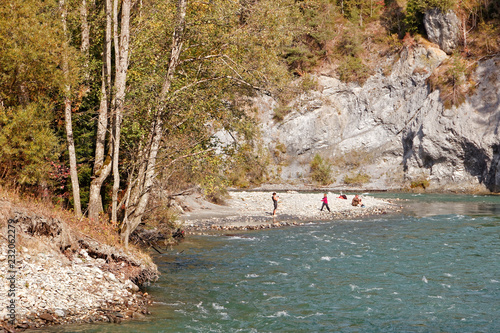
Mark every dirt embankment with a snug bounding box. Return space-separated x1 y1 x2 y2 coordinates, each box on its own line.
0 198 158 331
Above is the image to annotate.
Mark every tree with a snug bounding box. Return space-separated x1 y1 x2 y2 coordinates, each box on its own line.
87 0 131 222
60 0 82 216
0 0 65 190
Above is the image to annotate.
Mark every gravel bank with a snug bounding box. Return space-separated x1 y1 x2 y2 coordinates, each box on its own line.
181 191 403 232
0 243 152 331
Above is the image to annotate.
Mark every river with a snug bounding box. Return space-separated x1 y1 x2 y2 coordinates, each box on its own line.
37 193 500 332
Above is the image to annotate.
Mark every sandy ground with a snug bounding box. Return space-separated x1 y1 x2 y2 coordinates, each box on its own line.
179 191 403 231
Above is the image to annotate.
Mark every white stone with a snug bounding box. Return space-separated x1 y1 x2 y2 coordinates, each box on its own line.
54 309 65 317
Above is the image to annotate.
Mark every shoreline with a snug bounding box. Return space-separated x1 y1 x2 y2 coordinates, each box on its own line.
180 191 404 233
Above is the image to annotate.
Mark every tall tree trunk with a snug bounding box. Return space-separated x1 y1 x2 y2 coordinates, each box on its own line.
60 0 82 217
80 0 90 81
88 0 113 221
120 0 187 247
111 0 131 222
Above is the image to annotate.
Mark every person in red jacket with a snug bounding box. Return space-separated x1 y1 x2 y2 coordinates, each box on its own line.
320 193 331 212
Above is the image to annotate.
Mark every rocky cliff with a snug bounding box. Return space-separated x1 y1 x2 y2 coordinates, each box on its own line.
254 43 500 192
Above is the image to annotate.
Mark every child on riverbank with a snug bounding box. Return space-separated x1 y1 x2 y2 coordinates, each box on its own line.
320 193 331 212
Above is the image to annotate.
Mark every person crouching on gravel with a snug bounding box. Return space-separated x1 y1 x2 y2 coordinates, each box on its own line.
352 194 365 207
320 193 331 212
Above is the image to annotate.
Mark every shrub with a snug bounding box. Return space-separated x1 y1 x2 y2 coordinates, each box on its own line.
410 178 430 189
273 105 293 122
310 154 333 185
227 143 270 188
343 172 371 185
300 74 319 92
0 102 59 187
427 54 475 109
337 55 372 84
283 45 318 75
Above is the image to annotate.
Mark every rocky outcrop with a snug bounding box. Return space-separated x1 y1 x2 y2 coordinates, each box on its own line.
424 8 460 54
255 43 500 192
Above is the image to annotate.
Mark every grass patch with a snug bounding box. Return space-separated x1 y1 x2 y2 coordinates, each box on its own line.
343 172 371 185
333 150 375 169
273 105 293 122
410 178 430 189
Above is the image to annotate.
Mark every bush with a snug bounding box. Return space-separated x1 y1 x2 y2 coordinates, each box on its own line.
0 102 59 187
427 55 475 109
343 172 371 185
310 154 333 185
410 178 430 189
337 55 372 84
228 143 270 188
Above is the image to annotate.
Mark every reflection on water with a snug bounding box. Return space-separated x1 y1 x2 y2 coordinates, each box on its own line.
376 192 500 217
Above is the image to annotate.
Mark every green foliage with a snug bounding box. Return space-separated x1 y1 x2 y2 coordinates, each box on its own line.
340 0 386 26
334 28 372 83
283 45 318 74
337 55 372 83
310 154 333 185
282 0 342 75
0 0 83 198
228 143 270 188
300 74 320 92
343 172 371 185
0 103 60 186
0 0 68 106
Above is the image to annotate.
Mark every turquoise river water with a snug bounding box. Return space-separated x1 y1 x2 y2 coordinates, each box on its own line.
38 194 500 332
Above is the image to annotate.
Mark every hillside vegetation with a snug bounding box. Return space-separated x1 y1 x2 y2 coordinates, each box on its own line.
0 0 498 242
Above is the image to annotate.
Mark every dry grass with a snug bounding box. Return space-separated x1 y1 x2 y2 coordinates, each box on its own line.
0 186 121 249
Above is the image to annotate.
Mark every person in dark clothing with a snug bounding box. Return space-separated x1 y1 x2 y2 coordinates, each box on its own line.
320 193 331 212
272 192 279 216
173 228 185 239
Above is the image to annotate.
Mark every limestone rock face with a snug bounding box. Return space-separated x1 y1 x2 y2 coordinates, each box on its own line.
255 44 500 192
424 8 460 54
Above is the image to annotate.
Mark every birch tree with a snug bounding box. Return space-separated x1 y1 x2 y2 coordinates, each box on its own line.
119 0 188 246
87 0 131 221
60 0 82 216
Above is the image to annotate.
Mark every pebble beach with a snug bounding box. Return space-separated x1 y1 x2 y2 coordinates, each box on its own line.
182 191 403 232
0 244 151 330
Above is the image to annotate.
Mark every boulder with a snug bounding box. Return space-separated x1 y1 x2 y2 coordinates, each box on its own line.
424 8 460 54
